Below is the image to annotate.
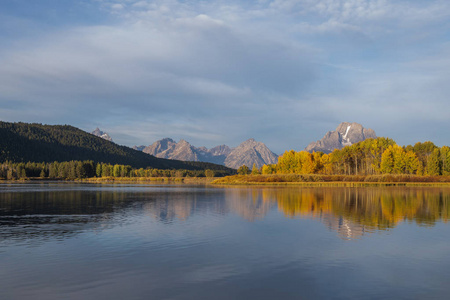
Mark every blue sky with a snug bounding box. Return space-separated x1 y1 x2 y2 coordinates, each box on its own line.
1 0 450 153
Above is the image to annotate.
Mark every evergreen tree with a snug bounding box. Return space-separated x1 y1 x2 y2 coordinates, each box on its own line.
48 162 58 178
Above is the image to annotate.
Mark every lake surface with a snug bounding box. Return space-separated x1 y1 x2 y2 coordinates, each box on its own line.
1 183 450 299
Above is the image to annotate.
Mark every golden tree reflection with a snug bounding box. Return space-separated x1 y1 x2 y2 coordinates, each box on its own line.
141 187 450 239
265 187 450 239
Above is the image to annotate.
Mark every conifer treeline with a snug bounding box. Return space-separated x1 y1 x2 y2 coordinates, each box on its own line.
249 137 450 176
0 161 225 180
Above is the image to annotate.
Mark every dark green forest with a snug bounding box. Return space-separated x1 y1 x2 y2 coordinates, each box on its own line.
0 121 233 172
0 160 229 180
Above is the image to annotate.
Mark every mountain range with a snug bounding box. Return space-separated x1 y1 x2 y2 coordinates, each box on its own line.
134 138 279 169
0 121 234 173
0 121 379 172
305 122 377 153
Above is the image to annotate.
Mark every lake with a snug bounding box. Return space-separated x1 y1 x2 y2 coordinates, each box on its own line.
1 182 450 299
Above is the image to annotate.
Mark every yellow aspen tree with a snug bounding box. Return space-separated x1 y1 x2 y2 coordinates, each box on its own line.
380 146 395 174
440 146 450 175
405 151 420 174
312 152 323 174
261 164 272 175
299 151 314 174
392 145 406 174
320 154 333 174
426 148 441 176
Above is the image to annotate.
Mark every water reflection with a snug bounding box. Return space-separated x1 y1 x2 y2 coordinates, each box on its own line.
227 187 450 239
1 184 450 241
144 187 450 239
273 187 450 239
144 190 228 222
2 184 450 300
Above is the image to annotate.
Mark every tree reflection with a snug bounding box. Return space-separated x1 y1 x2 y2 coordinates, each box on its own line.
261 187 450 239
126 187 450 239
1 185 450 241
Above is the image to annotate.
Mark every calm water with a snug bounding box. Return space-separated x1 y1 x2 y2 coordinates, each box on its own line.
1 183 450 299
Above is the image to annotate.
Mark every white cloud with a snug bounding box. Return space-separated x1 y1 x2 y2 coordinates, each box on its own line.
1 0 450 150
111 3 125 10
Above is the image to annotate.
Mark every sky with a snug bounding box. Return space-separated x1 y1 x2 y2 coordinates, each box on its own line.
1 0 450 154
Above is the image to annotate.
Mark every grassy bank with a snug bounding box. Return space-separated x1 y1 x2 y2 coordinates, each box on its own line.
5 175 450 187
211 174 450 186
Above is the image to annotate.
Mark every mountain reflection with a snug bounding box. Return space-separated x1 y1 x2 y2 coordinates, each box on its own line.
1 185 450 241
144 190 228 222
144 187 450 239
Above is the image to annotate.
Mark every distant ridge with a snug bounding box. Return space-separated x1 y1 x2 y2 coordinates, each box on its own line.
0 121 234 172
137 138 278 169
305 122 377 153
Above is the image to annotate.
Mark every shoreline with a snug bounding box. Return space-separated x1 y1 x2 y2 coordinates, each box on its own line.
211 181 450 187
0 177 217 184
211 174 450 187
2 177 450 187
5 174 450 187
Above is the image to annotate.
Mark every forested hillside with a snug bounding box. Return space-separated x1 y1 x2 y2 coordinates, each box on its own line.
0 121 233 172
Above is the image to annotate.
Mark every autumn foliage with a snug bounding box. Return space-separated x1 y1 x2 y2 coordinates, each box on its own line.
260 138 450 176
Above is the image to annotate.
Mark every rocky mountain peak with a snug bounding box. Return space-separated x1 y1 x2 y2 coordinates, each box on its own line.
91 128 113 142
135 138 278 169
142 138 176 157
305 122 376 154
159 138 175 145
209 145 232 156
178 139 190 145
92 127 101 135
224 139 278 169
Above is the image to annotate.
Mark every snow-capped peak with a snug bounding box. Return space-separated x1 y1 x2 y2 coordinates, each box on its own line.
343 125 351 139
342 125 352 146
